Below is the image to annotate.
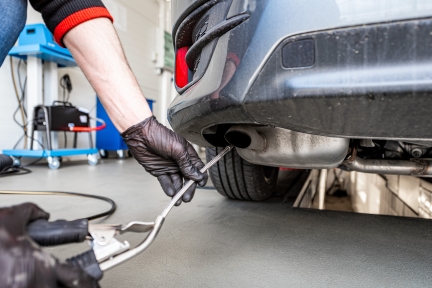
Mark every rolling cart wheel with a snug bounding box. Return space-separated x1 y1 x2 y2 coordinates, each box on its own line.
99 149 109 159
117 150 126 159
88 154 99 166
48 157 61 170
11 157 21 167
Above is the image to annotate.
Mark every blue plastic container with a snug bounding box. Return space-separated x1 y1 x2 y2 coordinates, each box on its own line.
8 24 76 67
96 97 154 156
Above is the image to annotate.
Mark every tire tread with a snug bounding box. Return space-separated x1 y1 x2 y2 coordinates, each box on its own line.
206 148 278 201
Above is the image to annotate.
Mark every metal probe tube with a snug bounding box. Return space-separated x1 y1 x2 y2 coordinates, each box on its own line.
99 145 234 272
161 145 234 218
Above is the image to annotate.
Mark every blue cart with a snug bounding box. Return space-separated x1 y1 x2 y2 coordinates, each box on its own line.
2 24 99 170
2 149 99 170
2 104 100 170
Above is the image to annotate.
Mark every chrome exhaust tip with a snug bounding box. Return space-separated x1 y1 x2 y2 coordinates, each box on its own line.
224 125 265 150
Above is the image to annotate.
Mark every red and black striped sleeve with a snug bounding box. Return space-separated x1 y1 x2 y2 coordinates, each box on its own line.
29 0 113 46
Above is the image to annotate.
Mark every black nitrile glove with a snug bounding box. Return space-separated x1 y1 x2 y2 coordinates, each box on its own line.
121 116 208 205
0 203 99 288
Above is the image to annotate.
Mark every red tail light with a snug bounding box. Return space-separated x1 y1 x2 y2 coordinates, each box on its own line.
175 47 189 88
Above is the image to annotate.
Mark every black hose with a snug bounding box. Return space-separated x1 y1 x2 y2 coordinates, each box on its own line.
0 154 33 177
0 190 117 221
0 155 13 172
0 167 32 177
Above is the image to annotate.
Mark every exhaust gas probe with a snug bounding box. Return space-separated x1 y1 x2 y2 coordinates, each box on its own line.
1 146 233 281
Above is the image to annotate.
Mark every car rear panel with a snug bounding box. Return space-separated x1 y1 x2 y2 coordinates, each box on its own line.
169 0 432 146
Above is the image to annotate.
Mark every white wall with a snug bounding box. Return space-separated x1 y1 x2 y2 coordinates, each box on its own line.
0 0 170 152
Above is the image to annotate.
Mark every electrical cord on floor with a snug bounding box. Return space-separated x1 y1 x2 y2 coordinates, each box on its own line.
0 167 32 177
0 190 117 221
0 156 117 221
12 119 47 167
0 154 28 177
23 153 46 167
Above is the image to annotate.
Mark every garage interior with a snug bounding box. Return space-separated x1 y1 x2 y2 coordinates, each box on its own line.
1 1 432 287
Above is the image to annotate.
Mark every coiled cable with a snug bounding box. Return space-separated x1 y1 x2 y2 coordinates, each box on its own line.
1 155 117 220
0 190 117 221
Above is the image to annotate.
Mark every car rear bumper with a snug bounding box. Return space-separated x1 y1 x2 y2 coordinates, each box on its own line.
169 0 432 147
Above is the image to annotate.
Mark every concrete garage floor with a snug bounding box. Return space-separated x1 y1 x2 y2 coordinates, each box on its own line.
1 158 432 287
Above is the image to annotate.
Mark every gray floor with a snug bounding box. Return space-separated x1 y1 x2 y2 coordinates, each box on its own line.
1 158 432 287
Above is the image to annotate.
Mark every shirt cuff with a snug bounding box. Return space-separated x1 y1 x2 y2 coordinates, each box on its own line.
53 7 113 46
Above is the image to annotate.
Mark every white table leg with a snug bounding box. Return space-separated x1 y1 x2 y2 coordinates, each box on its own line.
26 56 43 149
44 61 59 149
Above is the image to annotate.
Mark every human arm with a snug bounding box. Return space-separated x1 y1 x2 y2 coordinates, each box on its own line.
29 0 207 202
63 19 208 203
63 18 152 132
27 0 144 131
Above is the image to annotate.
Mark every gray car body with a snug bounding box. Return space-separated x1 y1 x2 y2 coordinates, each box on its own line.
168 0 432 148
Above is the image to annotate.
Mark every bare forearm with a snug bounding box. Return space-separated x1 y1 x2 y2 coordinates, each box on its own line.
63 18 152 132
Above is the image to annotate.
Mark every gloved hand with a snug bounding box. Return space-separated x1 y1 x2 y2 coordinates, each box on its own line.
0 203 99 288
121 116 208 205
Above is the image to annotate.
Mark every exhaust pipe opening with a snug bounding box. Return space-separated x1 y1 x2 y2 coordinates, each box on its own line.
224 126 265 150
225 131 252 149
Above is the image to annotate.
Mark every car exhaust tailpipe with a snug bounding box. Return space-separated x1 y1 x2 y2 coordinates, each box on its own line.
339 157 432 176
224 125 349 169
224 126 265 150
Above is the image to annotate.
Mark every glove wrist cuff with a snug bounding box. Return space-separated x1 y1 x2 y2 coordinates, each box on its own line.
121 116 156 139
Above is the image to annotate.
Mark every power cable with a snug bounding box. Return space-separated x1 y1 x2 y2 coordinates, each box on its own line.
0 157 116 220
0 167 32 177
60 74 72 102
0 154 32 177
12 119 47 166
17 59 27 118
12 77 27 141
0 190 117 221
60 75 73 148
10 57 28 148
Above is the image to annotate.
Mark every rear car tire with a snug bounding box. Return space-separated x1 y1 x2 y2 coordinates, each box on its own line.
206 147 279 201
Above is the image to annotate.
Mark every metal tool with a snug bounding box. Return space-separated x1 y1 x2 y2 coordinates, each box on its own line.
93 145 233 271
28 146 234 277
